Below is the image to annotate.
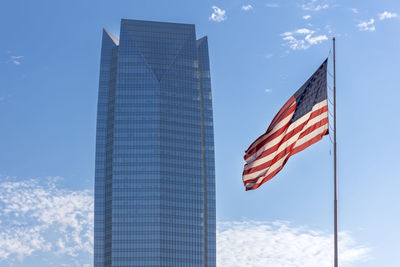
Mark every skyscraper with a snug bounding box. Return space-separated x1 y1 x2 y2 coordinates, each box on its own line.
94 19 216 267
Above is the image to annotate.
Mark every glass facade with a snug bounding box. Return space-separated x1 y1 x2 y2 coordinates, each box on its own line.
94 19 216 267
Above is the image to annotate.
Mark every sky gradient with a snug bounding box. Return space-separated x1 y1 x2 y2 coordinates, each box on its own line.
1 0 399 266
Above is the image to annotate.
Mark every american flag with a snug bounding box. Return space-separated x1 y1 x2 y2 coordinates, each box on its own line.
243 59 329 191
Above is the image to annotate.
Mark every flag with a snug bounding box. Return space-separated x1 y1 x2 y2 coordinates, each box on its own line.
243 59 328 191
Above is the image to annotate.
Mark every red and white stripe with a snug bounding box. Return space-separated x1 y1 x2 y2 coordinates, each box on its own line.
243 98 329 190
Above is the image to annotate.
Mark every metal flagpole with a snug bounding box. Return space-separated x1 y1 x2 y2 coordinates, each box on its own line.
333 37 338 267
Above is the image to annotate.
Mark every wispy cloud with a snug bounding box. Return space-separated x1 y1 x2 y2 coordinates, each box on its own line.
303 15 312 20
350 8 359 14
281 28 328 50
265 89 273 93
218 221 370 266
301 0 328 11
356 12 397 31
357 19 375 31
209 6 227 22
325 24 333 34
0 177 93 265
378 11 397 20
241 5 253 11
264 53 273 59
266 3 279 8
10 55 23 65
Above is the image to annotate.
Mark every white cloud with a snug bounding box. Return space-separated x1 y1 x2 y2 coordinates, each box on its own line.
379 11 397 20
301 0 328 11
266 3 279 8
242 5 253 11
265 89 272 93
0 177 370 266
350 8 359 14
209 6 227 22
305 34 328 45
303 15 312 20
296 28 314 34
217 221 370 267
10 55 23 65
281 28 328 50
0 177 93 265
357 19 375 31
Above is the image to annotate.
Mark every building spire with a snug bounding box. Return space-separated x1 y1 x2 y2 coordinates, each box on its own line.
103 28 119 46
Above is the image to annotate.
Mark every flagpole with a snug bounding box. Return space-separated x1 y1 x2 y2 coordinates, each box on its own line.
333 37 338 267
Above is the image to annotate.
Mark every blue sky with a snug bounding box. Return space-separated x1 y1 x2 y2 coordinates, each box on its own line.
1 0 399 266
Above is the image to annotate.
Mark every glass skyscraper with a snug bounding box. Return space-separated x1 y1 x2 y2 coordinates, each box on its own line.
94 19 216 267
